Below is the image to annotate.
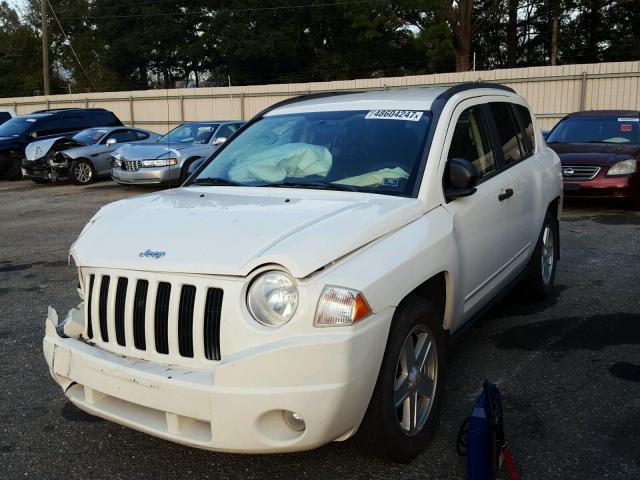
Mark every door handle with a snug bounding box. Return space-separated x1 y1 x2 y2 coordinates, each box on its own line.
498 188 514 201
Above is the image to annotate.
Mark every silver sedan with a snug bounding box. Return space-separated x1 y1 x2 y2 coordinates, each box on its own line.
111 121 244 186
23 127 160 185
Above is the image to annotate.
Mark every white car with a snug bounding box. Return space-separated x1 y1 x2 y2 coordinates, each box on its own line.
43 84 562 462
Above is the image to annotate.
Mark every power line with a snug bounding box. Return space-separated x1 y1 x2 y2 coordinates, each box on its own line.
47 0 96 91
59 0 390 21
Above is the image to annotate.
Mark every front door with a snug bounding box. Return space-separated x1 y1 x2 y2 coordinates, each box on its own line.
441 100 521 323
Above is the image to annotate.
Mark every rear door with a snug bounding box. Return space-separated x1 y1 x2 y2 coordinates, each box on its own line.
442 99 520 320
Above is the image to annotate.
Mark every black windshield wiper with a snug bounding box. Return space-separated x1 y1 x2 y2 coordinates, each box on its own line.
258 181 359 192
191 177 243 186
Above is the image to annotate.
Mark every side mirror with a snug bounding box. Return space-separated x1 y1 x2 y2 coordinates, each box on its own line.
213 136 227 146
106 138 117 146
445 158 479 201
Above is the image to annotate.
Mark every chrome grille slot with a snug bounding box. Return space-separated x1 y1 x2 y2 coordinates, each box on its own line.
178 285 197 358
84 270 224 364
123 160 142 171
98 276 110 342
562 165 600 180
154 282 171 355
204 288 223 361
115 277 128 346
133 280 148 350
86 274 95 339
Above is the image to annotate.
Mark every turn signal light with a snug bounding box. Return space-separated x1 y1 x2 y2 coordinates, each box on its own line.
314 286 371 327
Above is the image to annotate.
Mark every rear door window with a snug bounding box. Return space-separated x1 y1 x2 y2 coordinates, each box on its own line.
489 102 526 166
215 124 238 140
106 129 137 143
0 112 12 125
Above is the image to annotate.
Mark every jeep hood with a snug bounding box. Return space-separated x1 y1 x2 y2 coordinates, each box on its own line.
70 187 424 278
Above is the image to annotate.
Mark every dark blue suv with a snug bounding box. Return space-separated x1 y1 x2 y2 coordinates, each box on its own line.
0 108 122 180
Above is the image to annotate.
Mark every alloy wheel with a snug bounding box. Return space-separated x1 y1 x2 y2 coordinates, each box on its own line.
74 163 93 184
394 324 438 436
541 224 554 285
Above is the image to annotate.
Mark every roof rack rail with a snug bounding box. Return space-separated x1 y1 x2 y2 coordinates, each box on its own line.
31 107 107 114
436 82 515 102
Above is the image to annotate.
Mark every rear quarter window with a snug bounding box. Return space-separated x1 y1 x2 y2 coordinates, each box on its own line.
0 112 12 125
515 104 535 154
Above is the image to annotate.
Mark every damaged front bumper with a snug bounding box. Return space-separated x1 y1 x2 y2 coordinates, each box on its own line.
43 305 392 453
22 156 69 181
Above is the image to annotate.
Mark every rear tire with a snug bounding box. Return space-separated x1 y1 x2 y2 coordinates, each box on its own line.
521 210 558 299
69 159 95 185
354 297 446 463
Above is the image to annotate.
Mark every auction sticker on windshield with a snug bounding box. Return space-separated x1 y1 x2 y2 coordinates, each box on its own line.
365 110 423 121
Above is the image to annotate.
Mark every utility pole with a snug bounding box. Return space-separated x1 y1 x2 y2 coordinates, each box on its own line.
41 0 50 95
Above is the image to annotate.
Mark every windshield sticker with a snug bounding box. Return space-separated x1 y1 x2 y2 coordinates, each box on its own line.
620 123 633 132
382 177 400 187
618 117 639 122
365 110 423 121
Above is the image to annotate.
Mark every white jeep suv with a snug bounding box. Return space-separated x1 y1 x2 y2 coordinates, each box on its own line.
43 84 562 462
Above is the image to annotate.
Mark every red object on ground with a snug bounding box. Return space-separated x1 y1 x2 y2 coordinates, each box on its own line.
501 448 518 480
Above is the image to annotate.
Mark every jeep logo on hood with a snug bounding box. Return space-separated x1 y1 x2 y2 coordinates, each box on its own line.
138 249 166 259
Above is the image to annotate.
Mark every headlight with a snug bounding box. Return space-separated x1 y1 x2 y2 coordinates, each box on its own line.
112 157 121 167
607 159 637 176
247 271 298 327
142 158 178 167
314 286 371 327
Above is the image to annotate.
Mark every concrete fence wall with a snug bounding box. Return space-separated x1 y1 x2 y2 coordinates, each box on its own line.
1 61 639 133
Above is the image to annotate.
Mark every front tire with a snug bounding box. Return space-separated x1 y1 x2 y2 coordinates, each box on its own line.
355 297 446 463
521 210 558 299
69 159 95 185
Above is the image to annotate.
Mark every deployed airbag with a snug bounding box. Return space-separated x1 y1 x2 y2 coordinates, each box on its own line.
335 167 409 187
228 143 332 183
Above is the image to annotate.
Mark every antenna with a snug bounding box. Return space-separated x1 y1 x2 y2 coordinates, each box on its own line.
167 85 171 188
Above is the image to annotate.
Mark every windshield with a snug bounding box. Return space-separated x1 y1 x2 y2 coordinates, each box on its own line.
191 110 431 196
72 128 110 145
547 116 640 144
158 123 219 144
0 117 40 138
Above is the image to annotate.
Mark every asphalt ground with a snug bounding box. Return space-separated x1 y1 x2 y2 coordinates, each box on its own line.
0 179 639 479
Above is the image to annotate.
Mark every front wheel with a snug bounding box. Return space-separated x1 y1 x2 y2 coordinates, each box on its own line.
521 210 558 299
354 297 446 463
69 159 95 185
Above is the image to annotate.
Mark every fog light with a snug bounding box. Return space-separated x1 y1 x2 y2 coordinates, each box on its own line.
283 411 306 432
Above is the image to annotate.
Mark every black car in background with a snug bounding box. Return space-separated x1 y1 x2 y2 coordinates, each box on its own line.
0 108 122 180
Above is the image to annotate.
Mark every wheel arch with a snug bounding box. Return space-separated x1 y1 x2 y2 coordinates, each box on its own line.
548 195 561 260
396 271 452 335
71 156 94 169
